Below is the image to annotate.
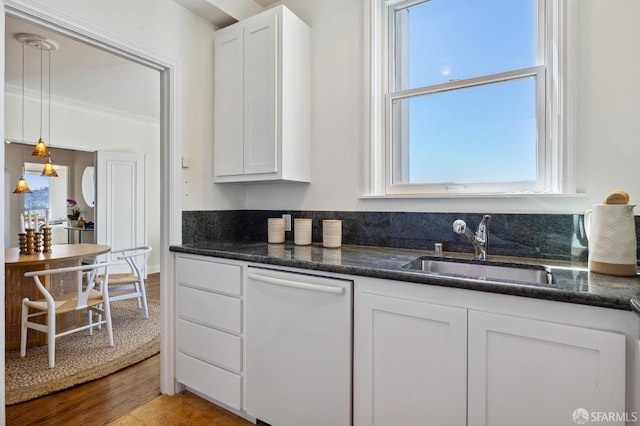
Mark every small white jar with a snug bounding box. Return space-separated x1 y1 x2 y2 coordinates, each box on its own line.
267 218 285 244
294 218 312 245
322 219 342 248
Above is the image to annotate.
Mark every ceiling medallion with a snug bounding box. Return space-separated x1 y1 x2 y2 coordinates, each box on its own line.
15 33 58 52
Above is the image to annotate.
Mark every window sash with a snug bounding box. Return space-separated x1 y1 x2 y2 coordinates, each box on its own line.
378 0 555 196
385 66 547 195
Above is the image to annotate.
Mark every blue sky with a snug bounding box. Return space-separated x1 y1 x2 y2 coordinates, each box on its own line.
397 0 538 184
25 173 49 191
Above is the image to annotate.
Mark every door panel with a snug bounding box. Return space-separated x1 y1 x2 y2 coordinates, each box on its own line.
214 27 244 177
468 310 626 426
96 151 145 273
243 13 278 175
355 292 467 426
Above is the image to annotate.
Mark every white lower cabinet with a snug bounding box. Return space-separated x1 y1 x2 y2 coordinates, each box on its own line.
176 352 242 409
354 279 628 426
172 255 632 425
175 255 244 411
355 291 467 426
468 310 626 426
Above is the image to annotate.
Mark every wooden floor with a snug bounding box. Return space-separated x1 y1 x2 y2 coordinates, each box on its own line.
6 274 253 425
108 388 253 426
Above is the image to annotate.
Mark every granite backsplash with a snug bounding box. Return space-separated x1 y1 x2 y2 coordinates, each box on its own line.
182 210 640 263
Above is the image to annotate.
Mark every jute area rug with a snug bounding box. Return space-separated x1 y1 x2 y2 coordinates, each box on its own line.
5 299 160 405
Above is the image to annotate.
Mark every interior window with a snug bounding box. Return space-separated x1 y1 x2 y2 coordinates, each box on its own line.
23 163 69 222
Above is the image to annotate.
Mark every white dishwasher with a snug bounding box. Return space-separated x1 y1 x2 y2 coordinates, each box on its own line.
245 266 353 426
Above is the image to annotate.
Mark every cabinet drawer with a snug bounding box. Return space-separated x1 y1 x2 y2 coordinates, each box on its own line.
177 286 242 333
177 319 242 372
177 257 242 296
176 352 242 410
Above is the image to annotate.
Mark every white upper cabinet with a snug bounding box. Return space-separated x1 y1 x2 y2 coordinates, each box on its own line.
214 5 311 183
214 27 244 177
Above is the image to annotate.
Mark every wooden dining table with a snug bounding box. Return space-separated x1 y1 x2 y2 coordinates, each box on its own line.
4 244 111 350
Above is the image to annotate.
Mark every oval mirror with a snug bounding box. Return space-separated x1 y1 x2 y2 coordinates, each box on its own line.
82 166 95 207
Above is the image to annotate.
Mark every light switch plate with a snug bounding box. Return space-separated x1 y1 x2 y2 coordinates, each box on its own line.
282 214 292 231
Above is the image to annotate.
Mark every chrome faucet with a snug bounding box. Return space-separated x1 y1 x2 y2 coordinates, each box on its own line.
452 215 491 260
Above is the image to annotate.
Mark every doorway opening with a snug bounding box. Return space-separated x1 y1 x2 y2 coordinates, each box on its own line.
2 1 179 416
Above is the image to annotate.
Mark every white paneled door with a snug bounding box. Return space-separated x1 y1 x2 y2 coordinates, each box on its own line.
96 151 146 273
243 11 278 175
214 24 244 177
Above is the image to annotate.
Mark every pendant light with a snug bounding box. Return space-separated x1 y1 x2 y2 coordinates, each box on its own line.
32 39 49 158
41 159 58 177
42 48 58 177
14 40 32 194
13 147 32 193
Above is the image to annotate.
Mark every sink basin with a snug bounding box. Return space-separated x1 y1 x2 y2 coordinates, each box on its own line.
402 257 553 285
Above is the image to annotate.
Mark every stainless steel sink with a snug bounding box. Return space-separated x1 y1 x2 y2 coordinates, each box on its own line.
402 257 554 285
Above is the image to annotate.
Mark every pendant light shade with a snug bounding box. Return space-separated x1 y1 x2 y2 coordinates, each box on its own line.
14 175 33 194
32 137 49 157
41 158 58 177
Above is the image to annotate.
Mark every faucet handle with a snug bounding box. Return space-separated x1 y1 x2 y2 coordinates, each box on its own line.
478 215 491 233
452 219 467 234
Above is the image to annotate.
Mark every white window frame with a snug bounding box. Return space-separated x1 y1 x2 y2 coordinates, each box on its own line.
23 162 69 221
364 0 578 197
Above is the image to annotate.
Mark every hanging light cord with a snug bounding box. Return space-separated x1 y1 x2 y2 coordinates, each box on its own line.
21 41 25 150
48 48 51 146
39 42 44 139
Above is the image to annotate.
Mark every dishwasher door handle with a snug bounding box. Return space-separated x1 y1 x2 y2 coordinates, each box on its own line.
248 273 345 295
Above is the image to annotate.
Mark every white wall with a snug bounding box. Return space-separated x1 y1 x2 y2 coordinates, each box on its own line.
235 0 640 215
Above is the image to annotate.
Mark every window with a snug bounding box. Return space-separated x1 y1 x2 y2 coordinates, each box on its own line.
23 163 69 222
366 0 576 196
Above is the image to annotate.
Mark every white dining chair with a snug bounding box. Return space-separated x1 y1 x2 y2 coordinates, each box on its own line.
98 246 152 318
21 261 114 368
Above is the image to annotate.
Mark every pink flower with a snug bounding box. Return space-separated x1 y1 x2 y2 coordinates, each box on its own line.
67 199 82 220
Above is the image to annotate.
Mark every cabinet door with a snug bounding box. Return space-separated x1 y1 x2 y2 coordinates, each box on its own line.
354 292 467 426
214 26 244 177
243 12 278 175
468 310 626 426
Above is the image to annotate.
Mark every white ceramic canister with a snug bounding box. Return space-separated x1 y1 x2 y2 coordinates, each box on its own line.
267 218 285 244
323 219 342 248
294 218 312 245
584 204 637 276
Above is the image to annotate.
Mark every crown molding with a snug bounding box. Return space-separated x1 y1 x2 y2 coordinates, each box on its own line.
5 83 159 125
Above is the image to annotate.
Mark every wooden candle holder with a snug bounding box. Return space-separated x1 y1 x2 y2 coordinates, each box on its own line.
25 229 35 255
34 232 43 253
18 233 27 255
42 227 52 253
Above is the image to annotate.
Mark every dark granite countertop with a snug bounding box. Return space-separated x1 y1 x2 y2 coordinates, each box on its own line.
170 241 640 312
